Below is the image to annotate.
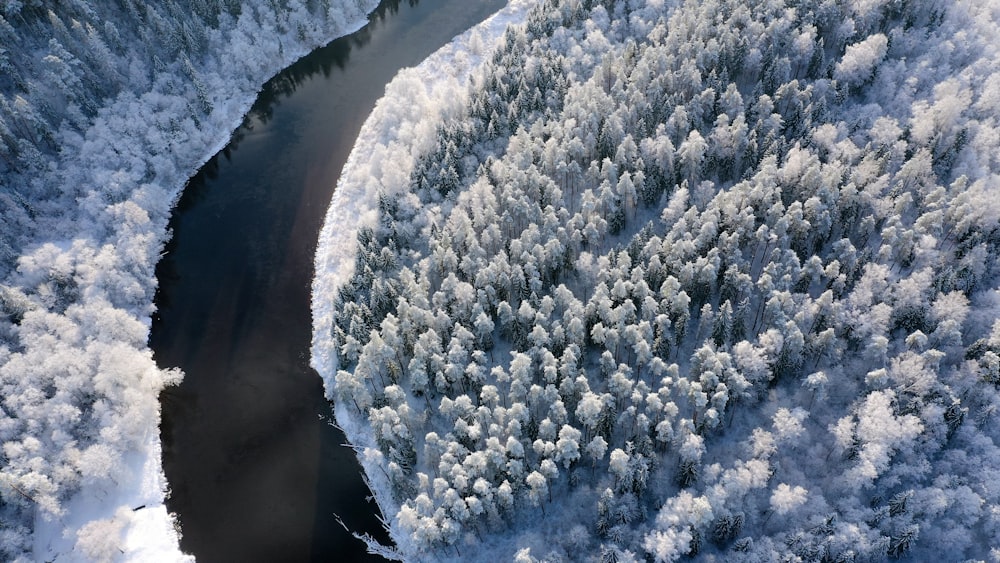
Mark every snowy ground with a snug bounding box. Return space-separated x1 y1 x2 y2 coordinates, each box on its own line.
26 11 378 563
311 0 536 556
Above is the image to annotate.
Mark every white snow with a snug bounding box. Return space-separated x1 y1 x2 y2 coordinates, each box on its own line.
33 431 192 562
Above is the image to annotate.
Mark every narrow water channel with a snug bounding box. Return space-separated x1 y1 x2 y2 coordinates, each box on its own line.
149 1 505 560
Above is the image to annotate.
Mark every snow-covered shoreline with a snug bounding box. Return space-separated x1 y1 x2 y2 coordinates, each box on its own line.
310 0 535 555
0 3 382 561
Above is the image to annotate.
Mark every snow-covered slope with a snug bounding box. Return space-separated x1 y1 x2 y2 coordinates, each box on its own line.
314 0 1000 561
0 1 379 560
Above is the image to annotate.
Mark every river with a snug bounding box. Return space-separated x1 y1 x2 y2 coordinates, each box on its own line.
149 1 505 560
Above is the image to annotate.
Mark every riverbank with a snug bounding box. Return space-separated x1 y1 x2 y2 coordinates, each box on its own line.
311 0 536 557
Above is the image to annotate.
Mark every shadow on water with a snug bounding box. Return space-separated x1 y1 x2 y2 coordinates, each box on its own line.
151 0 505 561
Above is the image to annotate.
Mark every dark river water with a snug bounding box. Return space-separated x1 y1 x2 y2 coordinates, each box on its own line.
149 1 504 561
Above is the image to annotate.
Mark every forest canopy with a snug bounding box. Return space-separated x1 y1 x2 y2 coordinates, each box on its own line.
315 0 1000 560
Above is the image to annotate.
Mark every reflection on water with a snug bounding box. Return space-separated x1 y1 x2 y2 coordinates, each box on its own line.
151 0 505 561
245 0 424 131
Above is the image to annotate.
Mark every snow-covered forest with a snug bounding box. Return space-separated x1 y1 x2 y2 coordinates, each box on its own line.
315 0 1000 560
0 0 381 560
